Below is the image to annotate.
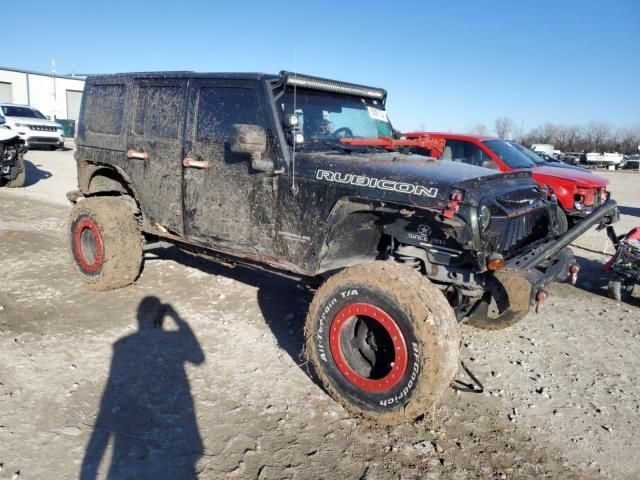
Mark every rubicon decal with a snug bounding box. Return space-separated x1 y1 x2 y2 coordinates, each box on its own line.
316 169 438 198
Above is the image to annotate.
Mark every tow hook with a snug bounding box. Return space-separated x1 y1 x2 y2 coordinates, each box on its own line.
569 264 580 285
535 290 548 314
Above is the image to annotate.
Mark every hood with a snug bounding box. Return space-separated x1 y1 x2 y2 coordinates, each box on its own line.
296 151 535 207
539 161 591 173
530 165 608 188
0 129 22 142
5 116 61 128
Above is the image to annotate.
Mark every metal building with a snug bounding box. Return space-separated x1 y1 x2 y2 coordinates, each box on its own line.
0 66 85 123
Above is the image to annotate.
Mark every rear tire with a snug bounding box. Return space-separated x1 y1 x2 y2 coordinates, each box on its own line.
68 196 143 291
305 261 460 424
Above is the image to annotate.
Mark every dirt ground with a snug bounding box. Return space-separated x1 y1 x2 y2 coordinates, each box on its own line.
1 148 639 480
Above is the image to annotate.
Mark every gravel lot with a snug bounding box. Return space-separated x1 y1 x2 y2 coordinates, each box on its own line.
1 147 639 479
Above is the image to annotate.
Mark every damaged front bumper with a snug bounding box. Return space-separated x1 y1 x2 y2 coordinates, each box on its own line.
484 199 619 318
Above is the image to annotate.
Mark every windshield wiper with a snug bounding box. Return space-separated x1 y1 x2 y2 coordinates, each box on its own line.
302 139 357 154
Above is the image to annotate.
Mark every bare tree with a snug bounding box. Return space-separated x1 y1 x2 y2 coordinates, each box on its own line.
494 117 514 139
584 121 612 152
511 121 525 143
538 123 559 144
468 123 489 136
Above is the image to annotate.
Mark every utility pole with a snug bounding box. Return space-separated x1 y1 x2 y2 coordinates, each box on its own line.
51 59 57 120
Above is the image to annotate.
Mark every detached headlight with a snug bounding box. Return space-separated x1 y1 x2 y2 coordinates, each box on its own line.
478 204 492 231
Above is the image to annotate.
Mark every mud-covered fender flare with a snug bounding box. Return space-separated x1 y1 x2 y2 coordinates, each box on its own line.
316 197 386 274
80 163 137 198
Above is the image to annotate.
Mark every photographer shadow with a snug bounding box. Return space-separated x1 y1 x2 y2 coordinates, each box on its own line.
23 159 52 186
80 296 205 480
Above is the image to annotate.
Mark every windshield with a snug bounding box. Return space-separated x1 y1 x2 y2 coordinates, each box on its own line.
508 142 546 165
1 105 46 119
483 139 537 168
277 88 393 145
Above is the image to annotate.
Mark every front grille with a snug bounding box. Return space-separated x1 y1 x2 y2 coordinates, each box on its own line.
496 208 549 256
28 125 57 132
593 188 604 207
28 136 58 144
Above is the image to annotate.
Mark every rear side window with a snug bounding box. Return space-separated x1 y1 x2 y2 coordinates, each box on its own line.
443 139 489 166
134 86 183 139
196 87 264 143
84 84 125 135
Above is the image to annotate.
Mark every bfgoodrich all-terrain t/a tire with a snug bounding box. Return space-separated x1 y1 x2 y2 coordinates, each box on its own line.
68 196 143 291
305 262 460 424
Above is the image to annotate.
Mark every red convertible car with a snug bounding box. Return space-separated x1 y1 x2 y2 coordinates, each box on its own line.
405 132 609 229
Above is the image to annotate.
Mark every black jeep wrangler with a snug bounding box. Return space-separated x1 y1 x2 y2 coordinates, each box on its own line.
68 71 617 423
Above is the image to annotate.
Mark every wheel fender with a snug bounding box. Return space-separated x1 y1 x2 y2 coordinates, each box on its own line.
317 198 382 274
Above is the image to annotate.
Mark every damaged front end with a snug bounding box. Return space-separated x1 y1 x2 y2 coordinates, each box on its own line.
0 132 27 186
485 199 618 317
384 168 618 323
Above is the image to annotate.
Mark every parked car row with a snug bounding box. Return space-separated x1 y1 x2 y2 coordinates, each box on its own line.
64 70 618 424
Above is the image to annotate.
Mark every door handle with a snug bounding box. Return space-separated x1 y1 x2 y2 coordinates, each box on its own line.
183 156 209 169
127 149 149 161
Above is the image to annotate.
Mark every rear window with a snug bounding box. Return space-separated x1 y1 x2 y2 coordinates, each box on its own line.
84 84 125 135
134 86 183 139
196 87 264 143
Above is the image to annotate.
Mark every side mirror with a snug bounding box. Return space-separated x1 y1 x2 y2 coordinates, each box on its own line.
230 124 273 172
0 115 5 125
481 160 499 170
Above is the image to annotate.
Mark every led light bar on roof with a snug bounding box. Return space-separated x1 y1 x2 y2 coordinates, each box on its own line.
280 71 386 101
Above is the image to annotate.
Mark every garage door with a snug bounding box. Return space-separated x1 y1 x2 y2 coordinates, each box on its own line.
66 89 83 122
0 82 12 103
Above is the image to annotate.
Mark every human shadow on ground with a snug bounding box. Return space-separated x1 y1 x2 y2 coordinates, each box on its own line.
80 296 205 480
23 159 52 186
148 247 315 380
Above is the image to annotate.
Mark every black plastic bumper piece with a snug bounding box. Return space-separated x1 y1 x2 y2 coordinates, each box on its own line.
507 199 618 271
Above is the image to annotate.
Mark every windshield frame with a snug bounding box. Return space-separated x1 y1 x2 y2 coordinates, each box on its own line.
1 105 46 119
275 86 395 151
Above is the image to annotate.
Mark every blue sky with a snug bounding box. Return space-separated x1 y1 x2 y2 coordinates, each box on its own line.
4 0 638 132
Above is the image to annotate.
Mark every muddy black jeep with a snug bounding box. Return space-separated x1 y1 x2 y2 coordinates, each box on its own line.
68 71 618 423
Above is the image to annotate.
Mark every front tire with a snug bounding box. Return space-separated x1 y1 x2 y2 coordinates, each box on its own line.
5 159 25 188
465 299 529 331
556 206 568 235
68 196 143 291
608 275 634 301
305 262 460 424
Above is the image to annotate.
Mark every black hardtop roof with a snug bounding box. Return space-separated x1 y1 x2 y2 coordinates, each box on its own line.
86 71 387 102
87 71 279 81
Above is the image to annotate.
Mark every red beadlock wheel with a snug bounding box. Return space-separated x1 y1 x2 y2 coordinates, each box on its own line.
73 218 104 273
329 303 408 392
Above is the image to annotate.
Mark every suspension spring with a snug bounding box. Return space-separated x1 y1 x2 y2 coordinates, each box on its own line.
393 251 422 271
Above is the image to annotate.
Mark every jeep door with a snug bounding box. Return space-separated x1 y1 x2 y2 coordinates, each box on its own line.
183 79 278 255
127 78 188 234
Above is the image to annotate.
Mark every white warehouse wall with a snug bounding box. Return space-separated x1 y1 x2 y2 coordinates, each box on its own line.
27 75 85 120
0 70 29 104
0 67 85 121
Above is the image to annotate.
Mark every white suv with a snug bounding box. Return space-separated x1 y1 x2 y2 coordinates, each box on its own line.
0 103 65 150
